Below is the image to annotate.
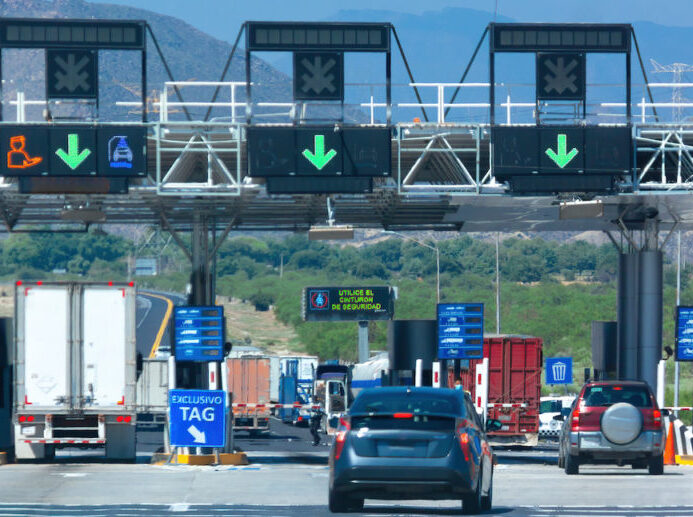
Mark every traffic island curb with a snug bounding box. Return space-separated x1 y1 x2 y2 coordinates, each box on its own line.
150 452 249 466
676 455 693 466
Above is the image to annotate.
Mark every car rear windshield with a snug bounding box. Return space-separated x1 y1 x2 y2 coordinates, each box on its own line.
351 414 457 432
540 400 563 413
350 391 463 417
582 385 652 408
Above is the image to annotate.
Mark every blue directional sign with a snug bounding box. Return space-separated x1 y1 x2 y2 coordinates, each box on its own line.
546 357 573 385
174 306 224 362
437 303 484 359
676 306 693 362
169 389 226 448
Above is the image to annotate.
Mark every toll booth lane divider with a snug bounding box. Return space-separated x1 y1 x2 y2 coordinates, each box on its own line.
663 409 693 464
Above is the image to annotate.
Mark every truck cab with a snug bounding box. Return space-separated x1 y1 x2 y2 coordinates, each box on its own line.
314 364 350 435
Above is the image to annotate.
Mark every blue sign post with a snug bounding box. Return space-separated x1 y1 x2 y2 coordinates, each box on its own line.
169 389 226 448
174 306 224 362
437 303 484 359
546 357 573 385
676 306 693 362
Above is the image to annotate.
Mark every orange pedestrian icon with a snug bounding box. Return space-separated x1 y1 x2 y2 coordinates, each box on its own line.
7 135 42 169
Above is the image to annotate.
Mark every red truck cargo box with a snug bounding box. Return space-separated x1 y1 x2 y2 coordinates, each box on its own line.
454 335 542 446
226 357 271 404
226 357 272 432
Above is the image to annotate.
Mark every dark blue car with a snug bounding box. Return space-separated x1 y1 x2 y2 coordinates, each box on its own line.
328 387 499 514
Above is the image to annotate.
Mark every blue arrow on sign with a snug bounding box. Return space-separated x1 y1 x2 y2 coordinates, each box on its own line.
169 389 226 448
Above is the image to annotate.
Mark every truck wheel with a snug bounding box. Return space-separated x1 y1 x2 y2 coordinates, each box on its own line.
648 453 664 475
564 453 579 475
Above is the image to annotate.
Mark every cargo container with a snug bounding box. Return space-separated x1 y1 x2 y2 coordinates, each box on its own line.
135 358 169 429
226 357 271 434
13 282 137 460
455 335 542 447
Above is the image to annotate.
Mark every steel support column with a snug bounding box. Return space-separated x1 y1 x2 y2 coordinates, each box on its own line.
616 220 663 389
637 250 662 389
617 252 639 380
358 321 369 363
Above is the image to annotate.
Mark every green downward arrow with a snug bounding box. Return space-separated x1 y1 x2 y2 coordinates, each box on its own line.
302 135 337 170
55 134 91 170
545 133 578 168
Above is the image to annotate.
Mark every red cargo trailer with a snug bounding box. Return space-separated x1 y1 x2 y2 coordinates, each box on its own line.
454 335 542 447
226 357 271 434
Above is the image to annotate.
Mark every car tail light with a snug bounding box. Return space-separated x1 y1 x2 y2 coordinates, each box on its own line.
334 417 351 461
27 415 34 422
643 408 663 431
571 409 580 431
19 415 26 422
393 412 413 419
124 416 132 423
458 431 471 461
456 419 471 461
116 416 124 422
297 416 303 422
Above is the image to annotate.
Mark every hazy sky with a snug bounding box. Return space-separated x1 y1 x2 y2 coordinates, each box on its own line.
88 0 693 44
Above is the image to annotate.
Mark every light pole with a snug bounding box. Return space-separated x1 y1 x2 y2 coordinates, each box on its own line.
382 231 440 303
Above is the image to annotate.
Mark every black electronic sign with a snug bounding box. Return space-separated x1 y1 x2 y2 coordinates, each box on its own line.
248 126 391 178
0 125 147 177
491 23 630 53
303 286 394 322
0 19 146 50
18 177 128 194
174 306 225 362
536 53 585 101
46 49 98 100
267 177 372 194
247 22 390 52
294 52 344 101
492 126 631 192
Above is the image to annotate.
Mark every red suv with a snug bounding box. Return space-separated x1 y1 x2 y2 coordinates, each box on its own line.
556 380 666 475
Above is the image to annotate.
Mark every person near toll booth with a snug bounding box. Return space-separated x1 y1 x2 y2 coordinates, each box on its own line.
309 397 325 446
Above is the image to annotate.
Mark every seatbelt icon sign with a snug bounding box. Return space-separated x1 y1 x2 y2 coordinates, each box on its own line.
7 135 42 169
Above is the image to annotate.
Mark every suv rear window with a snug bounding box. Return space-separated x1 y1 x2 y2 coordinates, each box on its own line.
350 391 462 416
582 385 652 408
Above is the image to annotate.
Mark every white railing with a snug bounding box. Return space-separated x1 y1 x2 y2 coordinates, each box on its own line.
8 81 693 125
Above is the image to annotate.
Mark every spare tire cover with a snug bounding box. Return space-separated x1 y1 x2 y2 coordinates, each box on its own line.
600 403 643 444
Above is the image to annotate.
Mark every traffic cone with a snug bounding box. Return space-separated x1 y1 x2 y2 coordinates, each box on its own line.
664 420 677 466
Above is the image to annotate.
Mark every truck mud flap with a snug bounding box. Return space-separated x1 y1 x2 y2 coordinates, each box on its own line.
488 433 539 447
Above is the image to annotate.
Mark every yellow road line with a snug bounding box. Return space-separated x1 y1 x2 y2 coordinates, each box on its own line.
142 292 174 358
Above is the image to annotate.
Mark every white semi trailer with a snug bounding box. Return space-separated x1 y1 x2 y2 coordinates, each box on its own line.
13 281 137 460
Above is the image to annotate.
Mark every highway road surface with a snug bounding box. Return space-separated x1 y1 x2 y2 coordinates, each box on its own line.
136 290 186 359
0 461 691 515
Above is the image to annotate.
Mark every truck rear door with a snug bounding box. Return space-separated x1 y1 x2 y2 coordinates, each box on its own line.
19 284 71 408
82 285 135 408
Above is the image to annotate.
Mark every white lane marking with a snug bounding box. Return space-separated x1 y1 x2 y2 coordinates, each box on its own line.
136 295 153 329
169 503 190 512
